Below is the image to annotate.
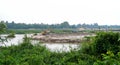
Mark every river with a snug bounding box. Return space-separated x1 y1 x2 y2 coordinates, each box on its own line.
0 34 79 52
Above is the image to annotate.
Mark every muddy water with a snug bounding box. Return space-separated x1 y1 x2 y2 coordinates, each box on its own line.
0 34 79 52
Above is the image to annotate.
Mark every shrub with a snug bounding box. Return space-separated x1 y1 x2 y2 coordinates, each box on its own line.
7 32 15 38
93 32 120 55
93 51 120 65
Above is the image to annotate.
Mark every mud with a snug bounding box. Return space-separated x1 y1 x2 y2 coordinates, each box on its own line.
32 33 94 43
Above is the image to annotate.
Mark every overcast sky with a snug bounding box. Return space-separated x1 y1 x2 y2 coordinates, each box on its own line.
0 0 120 25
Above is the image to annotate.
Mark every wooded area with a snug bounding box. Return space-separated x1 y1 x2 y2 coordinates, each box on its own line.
1 21 120 29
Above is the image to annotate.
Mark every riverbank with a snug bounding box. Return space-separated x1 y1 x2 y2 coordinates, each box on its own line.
0 34 79 52
1 32 120 65
32 33 94 43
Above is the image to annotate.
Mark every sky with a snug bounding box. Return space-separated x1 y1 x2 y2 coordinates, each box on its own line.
0 0 120 25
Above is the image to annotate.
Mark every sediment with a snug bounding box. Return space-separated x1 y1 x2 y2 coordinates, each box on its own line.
32 33 93 43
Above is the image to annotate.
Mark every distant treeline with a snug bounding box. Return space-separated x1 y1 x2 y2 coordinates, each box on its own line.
1 21 120 29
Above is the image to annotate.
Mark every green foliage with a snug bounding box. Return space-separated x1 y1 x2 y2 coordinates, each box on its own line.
79 32 120 65
6 29 77 34
84 36 93 42
0 21 7 46
1 31 120 65
6 29 42 34
5 21 120 30
51 29 74 34
94 51 120 65
93 32 120 55
0 34 96 65
7 32 15 38
5 21 76 29
0 21 7 34
60 21 70 28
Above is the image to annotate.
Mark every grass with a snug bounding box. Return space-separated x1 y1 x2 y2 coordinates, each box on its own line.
7 33 15 38
6 29 42 34
0 32 120 65
6 29 95 34
0 34 96 65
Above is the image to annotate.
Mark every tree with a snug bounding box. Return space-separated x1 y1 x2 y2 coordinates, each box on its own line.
0 21 7 46
0 21 7 34
60 21 70 28
93 32 120 55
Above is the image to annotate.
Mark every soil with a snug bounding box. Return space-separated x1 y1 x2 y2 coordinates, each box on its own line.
32 33 94 43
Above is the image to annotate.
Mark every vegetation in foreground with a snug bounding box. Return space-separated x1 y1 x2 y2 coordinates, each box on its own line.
0 32 120 65
0 22 120 65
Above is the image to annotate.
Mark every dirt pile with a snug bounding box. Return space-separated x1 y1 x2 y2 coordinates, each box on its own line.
32 33 92 43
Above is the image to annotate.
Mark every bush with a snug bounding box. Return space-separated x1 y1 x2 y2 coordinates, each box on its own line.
93 51 120 65
93 32 120 55
1 31 120 65
7 32 15 38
